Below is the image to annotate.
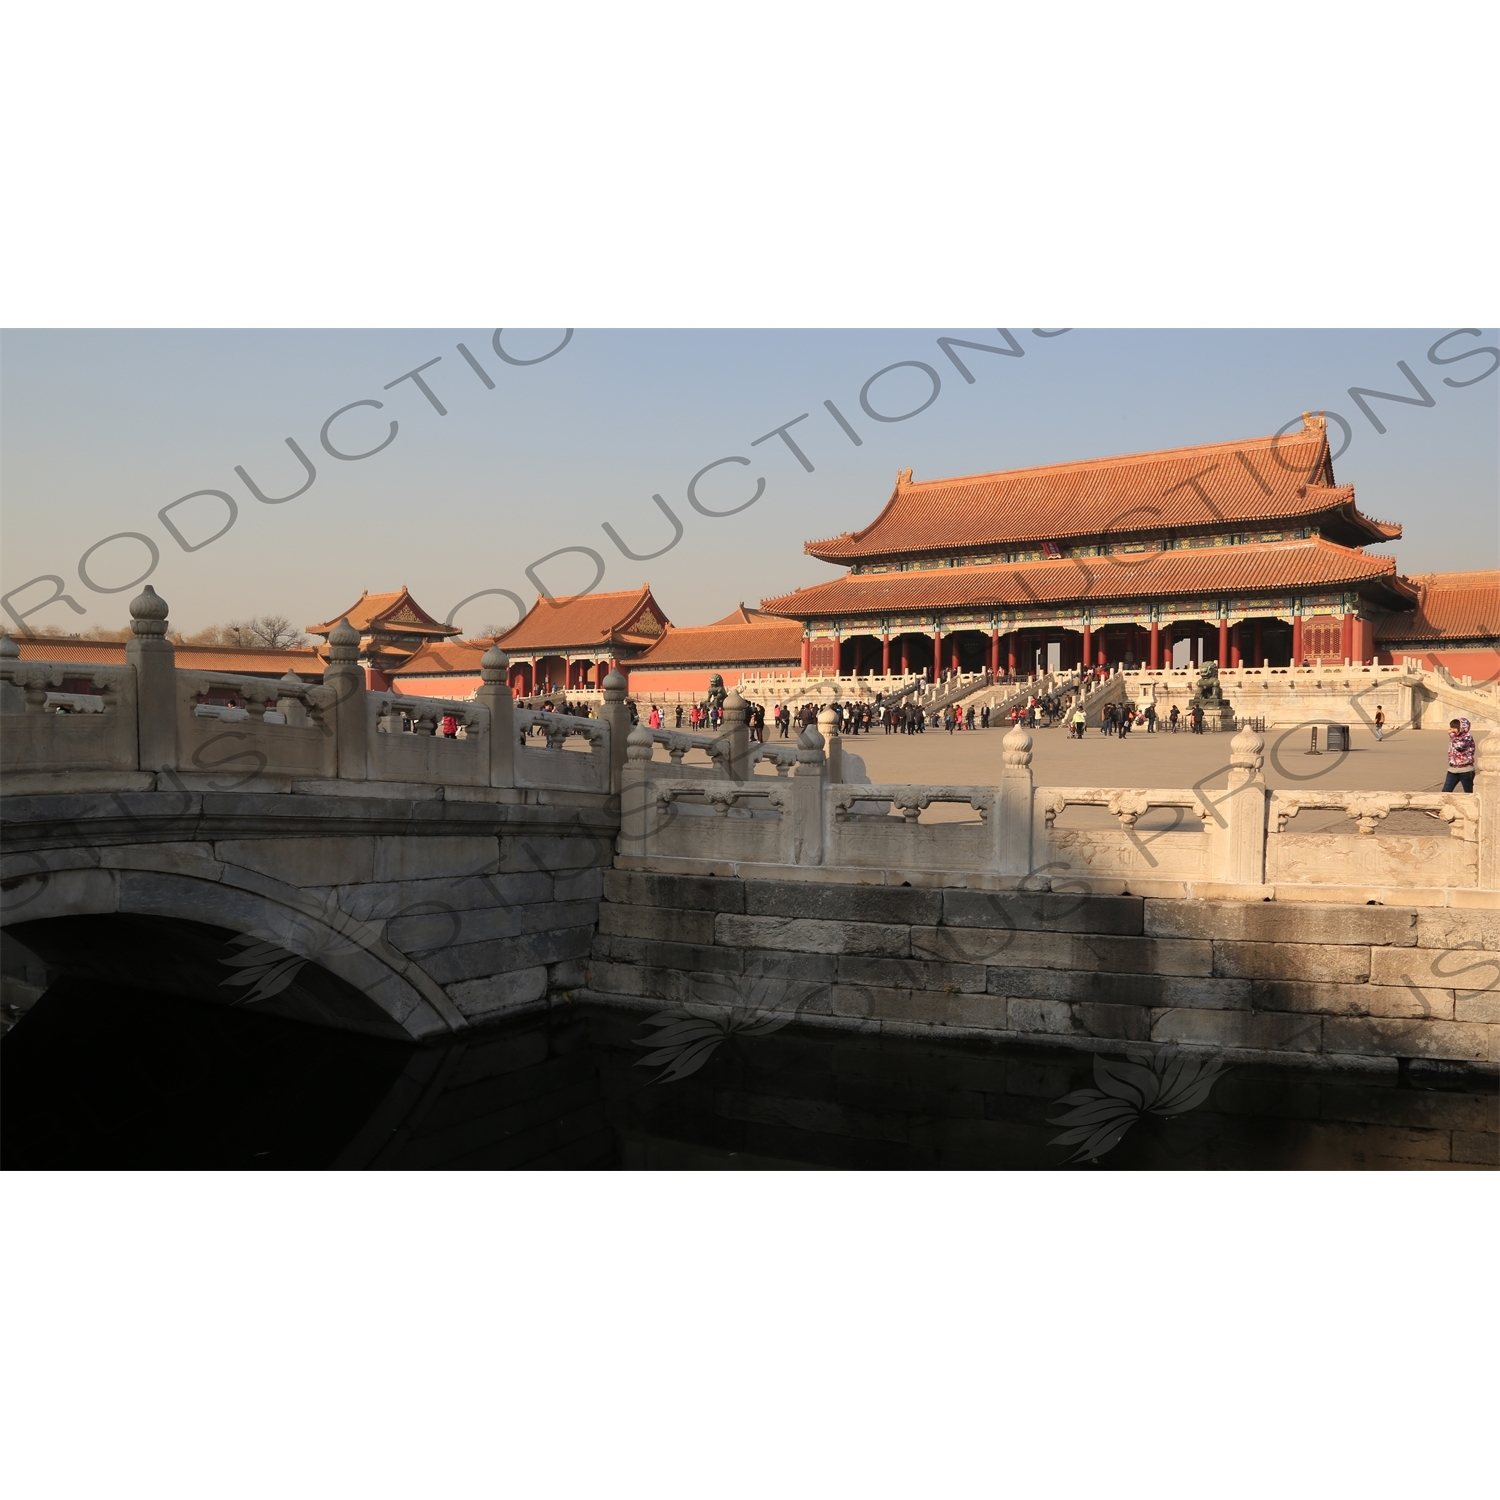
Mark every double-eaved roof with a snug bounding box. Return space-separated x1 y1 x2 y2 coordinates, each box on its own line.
761 537 1417 620
803 415 1401 564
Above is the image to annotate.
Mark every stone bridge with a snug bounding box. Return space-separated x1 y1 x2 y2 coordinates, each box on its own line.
2 592 622 1043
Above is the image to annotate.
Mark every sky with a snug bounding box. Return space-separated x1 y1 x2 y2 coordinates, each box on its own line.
1 327 1495 639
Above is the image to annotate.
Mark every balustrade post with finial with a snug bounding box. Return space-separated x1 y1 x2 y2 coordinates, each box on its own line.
1224 726 1268 886
618 725 656 857
792 726 827 866
723 689 751 781
816 704 843 783
324 617 366 780
599 669 631 794
126 585 177 773
996 725 1034 875
475 644 516 787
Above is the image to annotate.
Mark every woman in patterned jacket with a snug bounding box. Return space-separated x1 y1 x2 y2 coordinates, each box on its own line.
1444 718 1475 794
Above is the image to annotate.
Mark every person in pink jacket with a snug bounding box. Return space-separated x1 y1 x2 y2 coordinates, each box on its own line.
1443 718 1475 794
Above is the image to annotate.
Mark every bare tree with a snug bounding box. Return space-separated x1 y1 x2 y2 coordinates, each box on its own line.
246 615 306 648
183 616 307 649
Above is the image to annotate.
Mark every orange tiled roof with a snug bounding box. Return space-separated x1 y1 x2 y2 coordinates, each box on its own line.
14 639 328 677
388 639 493 677
307 586 457 637
633 615 804 668
1376 570 1499 642
804 419 1401 562
498 585 670 653
761 537 1416 618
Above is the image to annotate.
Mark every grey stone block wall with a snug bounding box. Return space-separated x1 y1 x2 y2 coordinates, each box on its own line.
585 870 1500 1069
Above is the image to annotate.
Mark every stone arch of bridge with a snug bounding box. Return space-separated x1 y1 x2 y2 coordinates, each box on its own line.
1 864 463 1041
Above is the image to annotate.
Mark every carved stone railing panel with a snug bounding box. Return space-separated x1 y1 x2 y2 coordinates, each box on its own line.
1267 831 1479 888
631 725 731 780
1038 786 1214 831
0 659 138 774
629 777 791 864
1269 790 1478 840
749 744 799 778
1044 829 1215 880
513 708 611 792
360 692 489 787
827 783 993 825
170 672 336 783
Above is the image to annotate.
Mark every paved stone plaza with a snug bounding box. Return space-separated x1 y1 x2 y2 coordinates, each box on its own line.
840 721 1451 794
815 721 1459 834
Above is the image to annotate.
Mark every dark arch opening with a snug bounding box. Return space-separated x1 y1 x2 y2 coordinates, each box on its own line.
2 915 416 1168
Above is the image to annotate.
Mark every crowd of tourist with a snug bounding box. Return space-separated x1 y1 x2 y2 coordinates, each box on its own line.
512 672 1233 749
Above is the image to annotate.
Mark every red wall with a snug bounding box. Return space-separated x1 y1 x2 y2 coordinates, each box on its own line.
1378 646 1500 683
625 666 808 696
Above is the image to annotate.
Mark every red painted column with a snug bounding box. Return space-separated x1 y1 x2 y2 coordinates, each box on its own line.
1218 619 1229 664
989 629 999 676
900 635 909 675
931 628 942 678
951 635 961 673
1006 633 1017 675
881 635 890 675
1081 624 1092 668
1253 619 1263 668
1341 612 1354 663
1291 617 1302 664
800 637 811 672
1230 624 1242 668
1149 622 1160 669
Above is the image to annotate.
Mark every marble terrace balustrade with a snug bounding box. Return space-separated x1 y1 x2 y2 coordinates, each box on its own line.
0 588 620 797
620 705 1498 908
